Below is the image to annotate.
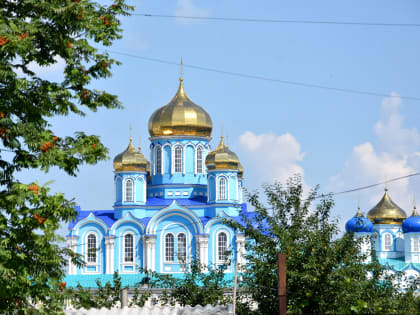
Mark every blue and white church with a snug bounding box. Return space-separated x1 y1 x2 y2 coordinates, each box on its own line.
65 77 248 287
346 189 420 286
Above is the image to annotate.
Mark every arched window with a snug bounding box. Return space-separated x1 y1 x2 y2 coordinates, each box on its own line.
165 233 174 262
218 177 227 200
177 233 187 261
125 179 133 202
196 146 203 174
87 234 97 263
174 146 183 173
156 146 162 174
124 234 134 262
217 232 228 261
384 234 392 251
413 238 420 252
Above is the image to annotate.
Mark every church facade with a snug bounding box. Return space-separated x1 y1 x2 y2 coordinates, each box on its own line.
346 190 420 286
65 77 247 287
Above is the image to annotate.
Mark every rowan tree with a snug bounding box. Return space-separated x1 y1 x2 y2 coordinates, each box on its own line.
0 0 132 313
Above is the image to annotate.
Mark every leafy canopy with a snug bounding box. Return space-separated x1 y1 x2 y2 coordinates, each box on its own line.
0 0 133 313
228 176 420 315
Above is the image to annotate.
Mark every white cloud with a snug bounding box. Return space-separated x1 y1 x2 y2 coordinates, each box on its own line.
175 0 210 24
237 131 305 188
15 56 66 78
331 93 420 211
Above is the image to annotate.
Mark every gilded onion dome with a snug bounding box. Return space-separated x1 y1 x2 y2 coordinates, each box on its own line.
148 78 213 138
238 162 244 179
205 136 240 171
367 189 407 224
113 138 148 172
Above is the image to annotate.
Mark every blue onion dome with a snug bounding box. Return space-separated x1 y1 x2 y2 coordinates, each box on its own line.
346 206 373 233
402 206 420 233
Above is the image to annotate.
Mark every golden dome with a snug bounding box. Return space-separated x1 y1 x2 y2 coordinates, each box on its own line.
113 138 148 172
205 136 240 171
148 79 213 138
367 189 407 224
238 162 244 178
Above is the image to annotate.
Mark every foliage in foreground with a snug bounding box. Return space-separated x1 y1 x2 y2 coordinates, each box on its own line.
143 259 231 307
0 0 133 313
66 272 150 309
228 176 420 315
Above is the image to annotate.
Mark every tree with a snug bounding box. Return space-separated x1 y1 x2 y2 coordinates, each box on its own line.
143 259 230 307
228 175 420 315
0 1 132 313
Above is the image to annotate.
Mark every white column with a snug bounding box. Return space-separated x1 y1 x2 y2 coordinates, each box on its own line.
67 236 78 275
196 234 209 271
236 234 246 267
105 236 115 274
144 235 156 272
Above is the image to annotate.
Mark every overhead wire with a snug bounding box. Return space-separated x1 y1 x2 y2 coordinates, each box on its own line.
133 13 420 28
101 49 420 102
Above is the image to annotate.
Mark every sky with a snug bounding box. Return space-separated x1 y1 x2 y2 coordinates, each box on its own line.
18 0 420 234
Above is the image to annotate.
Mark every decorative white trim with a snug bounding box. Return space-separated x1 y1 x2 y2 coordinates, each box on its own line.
163 232 175 263
195 144 205 175
162 143 172 175
105 236 115 274
159 222 192 273
122 176 136 202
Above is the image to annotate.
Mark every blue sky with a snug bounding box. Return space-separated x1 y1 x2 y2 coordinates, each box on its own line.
19 0 420 233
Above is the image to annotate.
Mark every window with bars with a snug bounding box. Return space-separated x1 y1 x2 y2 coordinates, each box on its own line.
196 147 203 174
156 146 162 174
177 233 187 261
87 234 97 263
218 178 227 200
174 146 183 173
384 234 392 251
413 238 420 252
218 232 228 261
124 234 134 262
165 233 174 262
125 179 133 202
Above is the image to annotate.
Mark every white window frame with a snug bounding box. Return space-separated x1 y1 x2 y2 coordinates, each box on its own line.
86 233 98 266
177 232 187 262
123 233 135 263
218 177 227 201
383 233 393 251
124 178 134 202
217 231 228 263
165 233 175 262
174 145 183 173
413 238 420 252
196 145 204 175
155 145 162 175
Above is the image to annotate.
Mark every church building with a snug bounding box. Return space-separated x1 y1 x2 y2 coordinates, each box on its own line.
65 76 247 287
346 189 420 286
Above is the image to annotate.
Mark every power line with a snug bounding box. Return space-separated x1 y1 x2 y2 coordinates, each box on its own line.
317 172 420 198
102 49 420 102
133 13 420 28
